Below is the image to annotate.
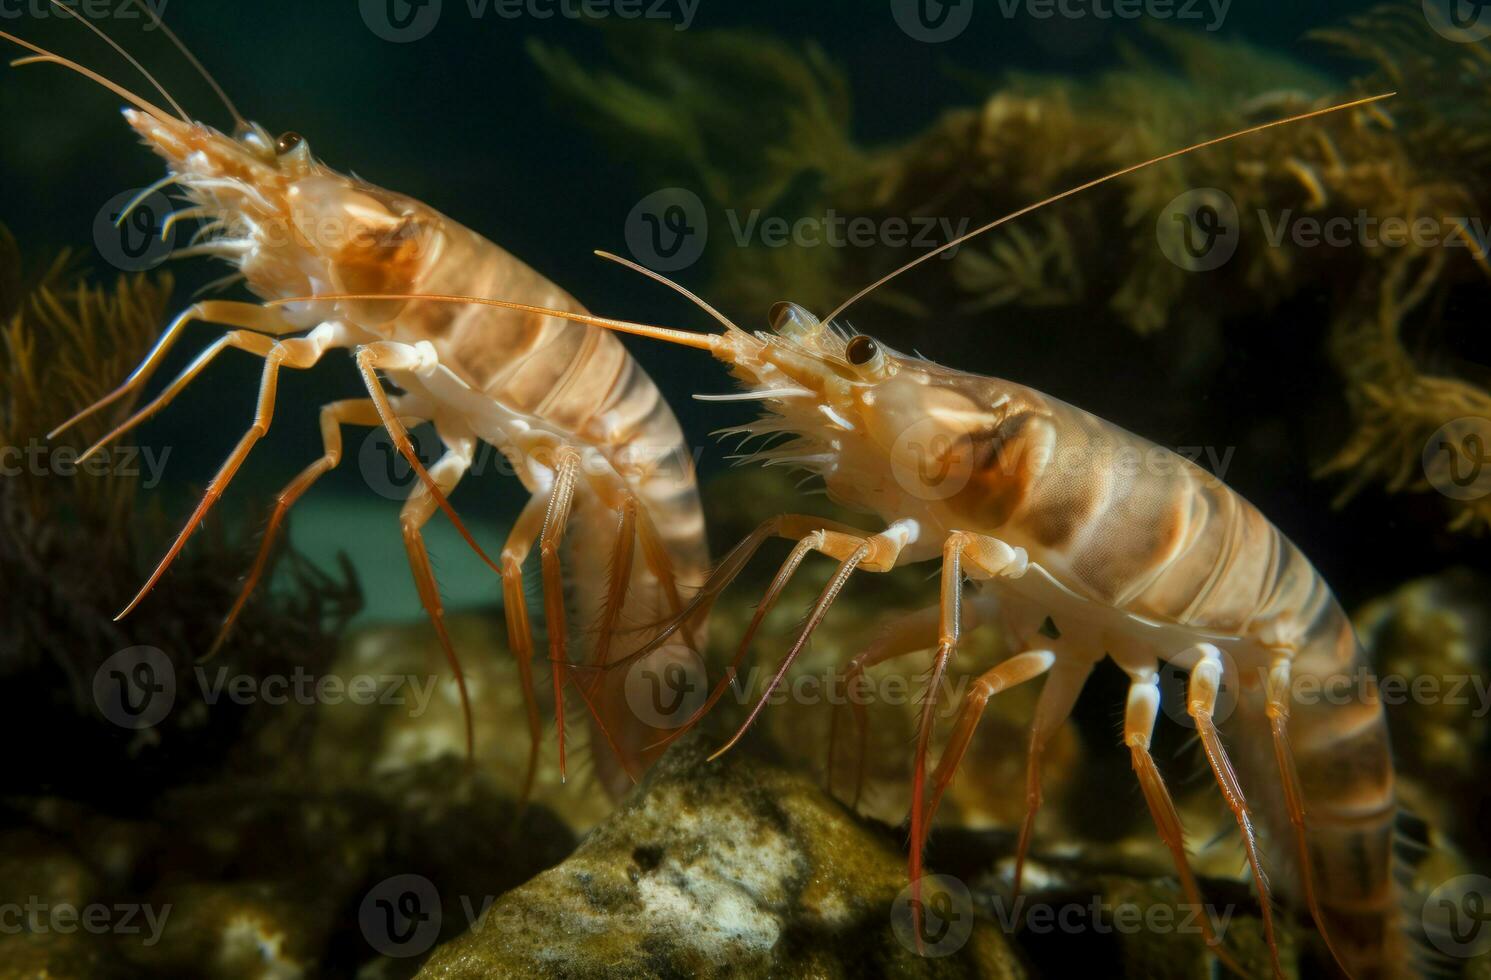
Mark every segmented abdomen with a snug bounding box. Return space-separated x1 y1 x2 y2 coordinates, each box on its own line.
383 213 710 789
1006 392 1402 976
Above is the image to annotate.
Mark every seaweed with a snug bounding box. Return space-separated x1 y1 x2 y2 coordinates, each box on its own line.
0 225 360 799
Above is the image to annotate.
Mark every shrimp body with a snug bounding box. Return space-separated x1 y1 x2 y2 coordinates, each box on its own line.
826 363 1400 975
484 296 1406 978
42 91 708 793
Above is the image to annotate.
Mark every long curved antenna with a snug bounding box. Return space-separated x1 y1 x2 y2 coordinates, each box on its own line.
266 294 721 350
129 0 245 128
821 91 1397 324
47 0 189 121
3 33 175 124
593 250 747 335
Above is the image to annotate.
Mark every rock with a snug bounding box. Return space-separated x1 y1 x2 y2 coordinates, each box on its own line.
416 734 1025 979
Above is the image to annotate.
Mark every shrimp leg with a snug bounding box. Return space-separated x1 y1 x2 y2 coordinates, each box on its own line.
500 492 550 806
828 602 942 805
1264 652 1356 977
116 323 347 619
1179 644 1284 979
703 520 922 761
1123 667 1244 976
51 300 302 439
206 397 389 658
538 448 582 780
907 532 1029 947
399 438 477 762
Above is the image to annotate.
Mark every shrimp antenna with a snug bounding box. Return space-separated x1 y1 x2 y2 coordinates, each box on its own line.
592 250 746 335
822 90 1397 324
46 0 189 122
266 294 721 351
2 30 175 124
128 0 245 128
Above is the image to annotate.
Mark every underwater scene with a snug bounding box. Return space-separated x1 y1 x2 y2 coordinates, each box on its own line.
1 0 1490 977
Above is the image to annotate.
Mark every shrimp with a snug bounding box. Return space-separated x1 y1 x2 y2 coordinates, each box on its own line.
319 92 1415 978
1 6 710 797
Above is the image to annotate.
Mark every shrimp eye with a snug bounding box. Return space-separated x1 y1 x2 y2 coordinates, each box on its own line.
845 335 879 366
275 131 304 155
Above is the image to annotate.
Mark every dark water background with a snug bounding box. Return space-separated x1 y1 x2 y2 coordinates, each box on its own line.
0 0 1468 619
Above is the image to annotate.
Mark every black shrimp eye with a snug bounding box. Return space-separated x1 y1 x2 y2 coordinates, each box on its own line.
275 131 304 155
845 334 879 366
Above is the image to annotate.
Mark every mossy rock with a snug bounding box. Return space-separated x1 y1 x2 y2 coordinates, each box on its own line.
417 734 1024 979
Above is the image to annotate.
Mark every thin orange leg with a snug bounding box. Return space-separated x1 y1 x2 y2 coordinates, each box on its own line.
827 601 941 806
117 327 339 620
50 300 299 440
206 398 384 659
586 493 638 678
569 513 872 682
706 521 918 762
399 441 477 761
1124 667 1245 977
917 649 1056 854
355 343 502 577
1181 644 1284 980
500 492 551 807
1265 653 1355 979
1009 659 1090 908
538 449 582 781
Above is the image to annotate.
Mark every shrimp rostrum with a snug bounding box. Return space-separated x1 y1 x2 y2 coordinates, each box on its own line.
353 93 1414 979
1 10 709 795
